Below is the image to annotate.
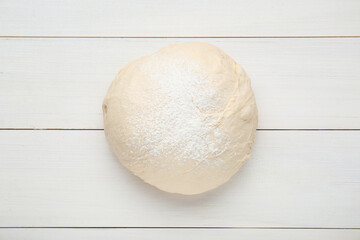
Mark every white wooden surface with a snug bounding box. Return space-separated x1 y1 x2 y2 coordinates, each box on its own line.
0 0 360 37
1 229 360 240
1 38 360 129
0 130 359 227
1 0 360 239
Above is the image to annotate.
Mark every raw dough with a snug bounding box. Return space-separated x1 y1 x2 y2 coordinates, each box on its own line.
103 42 257 195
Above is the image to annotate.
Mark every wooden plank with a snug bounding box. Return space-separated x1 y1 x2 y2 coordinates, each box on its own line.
1 38 360 129
0 130 359 227
0 0 359 37
1 229 359 240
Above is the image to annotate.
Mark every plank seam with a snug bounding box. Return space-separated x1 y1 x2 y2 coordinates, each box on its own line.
0 227 359 229
0 128 359 131
1 36 360 39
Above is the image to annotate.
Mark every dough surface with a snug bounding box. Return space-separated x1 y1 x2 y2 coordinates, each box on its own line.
103 42 257 195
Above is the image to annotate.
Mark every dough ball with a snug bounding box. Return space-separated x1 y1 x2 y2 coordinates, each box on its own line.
103 42 257 195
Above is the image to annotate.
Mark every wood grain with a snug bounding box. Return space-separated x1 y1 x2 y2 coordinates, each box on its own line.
0 130 359 227
1 228 359 240
1 38 359 129
0 0 360 37
1 0 359 236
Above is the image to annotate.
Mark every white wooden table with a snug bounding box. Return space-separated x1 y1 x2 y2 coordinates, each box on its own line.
0 0 360 239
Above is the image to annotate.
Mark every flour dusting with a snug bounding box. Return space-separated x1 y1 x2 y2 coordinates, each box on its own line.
127 57 230 167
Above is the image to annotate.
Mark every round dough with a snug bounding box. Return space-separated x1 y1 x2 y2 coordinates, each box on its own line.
103 42 257 195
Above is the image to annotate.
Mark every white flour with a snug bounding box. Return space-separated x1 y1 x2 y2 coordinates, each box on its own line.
128 57 230 166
